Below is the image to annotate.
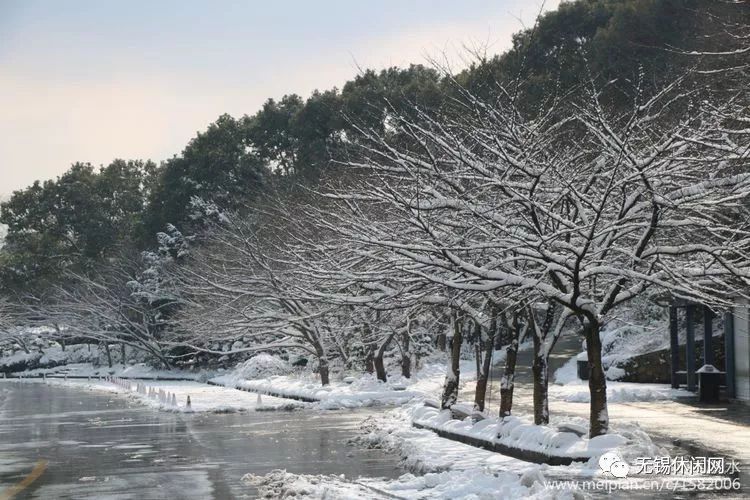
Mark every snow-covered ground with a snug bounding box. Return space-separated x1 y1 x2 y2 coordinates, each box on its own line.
552 357 693 403
10 378 304 413
248 403 570 499
548 357 750 463
291 402 666 499
212 361 459 409
211 349 515 410
412 406 628 460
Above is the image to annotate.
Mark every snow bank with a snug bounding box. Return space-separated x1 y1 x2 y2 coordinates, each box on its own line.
243 470 391 499
210 361 461 409
38 378 304 413
213 372 422 409
348 404 576 499
0 344 100 372
552 356 693 402
243 467 561 500
11 362 203 380
561 385 690 403
553 357 578 385
412 406 628 461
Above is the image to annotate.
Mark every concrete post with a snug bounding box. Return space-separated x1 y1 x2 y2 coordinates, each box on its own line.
703 306 714 366
670 306 680 388
686 304 696 392
724 311 736 399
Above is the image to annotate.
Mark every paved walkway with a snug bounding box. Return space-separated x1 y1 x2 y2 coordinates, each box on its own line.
461 332 750 481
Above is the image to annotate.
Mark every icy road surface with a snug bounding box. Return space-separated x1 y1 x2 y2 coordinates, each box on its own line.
0 381 402 498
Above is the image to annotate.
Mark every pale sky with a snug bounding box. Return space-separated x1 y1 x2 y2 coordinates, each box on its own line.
0 0 561 197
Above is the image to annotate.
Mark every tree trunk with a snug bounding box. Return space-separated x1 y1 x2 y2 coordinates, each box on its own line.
374 333 395 382
401 331 411 379
364 348 375 374
319 357 330 386
53 324 64 352
530 303 555 426
362 322 374 374
474 317 495 412
441 312 463 409
373 354 387 382
531 346 550 425
160 355 172 370
437 332 446 352
103 342 113 368
585 320 608 437
499 336 519 418
18 339 30 354
120 344 126 364
313 342 330 386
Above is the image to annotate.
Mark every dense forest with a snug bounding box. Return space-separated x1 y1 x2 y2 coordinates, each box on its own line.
1 0 748 438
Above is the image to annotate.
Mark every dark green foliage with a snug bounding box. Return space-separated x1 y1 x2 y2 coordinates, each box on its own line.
0 160 155 289
140 114 266 240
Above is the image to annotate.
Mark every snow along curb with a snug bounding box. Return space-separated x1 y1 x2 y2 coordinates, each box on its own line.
209 374 423 408
412 406 627 466
206 379 319 402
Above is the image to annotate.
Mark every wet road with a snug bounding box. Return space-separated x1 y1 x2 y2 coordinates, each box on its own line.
0 382 402 499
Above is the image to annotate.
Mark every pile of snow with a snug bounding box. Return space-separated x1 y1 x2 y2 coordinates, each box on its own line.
413 406 628 460
231 354 293 379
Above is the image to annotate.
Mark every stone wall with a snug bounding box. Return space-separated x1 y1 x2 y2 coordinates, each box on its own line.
615 336 725 384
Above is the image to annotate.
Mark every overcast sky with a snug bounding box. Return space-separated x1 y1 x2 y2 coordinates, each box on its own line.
0 0 561 197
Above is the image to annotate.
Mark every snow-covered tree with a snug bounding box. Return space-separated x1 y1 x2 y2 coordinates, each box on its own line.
324 67 750 437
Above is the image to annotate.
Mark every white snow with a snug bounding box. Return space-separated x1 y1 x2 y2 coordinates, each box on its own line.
18 378 303 413
412 405 628 460
210 363 456 409
552 357 693 403
232 354 293 379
